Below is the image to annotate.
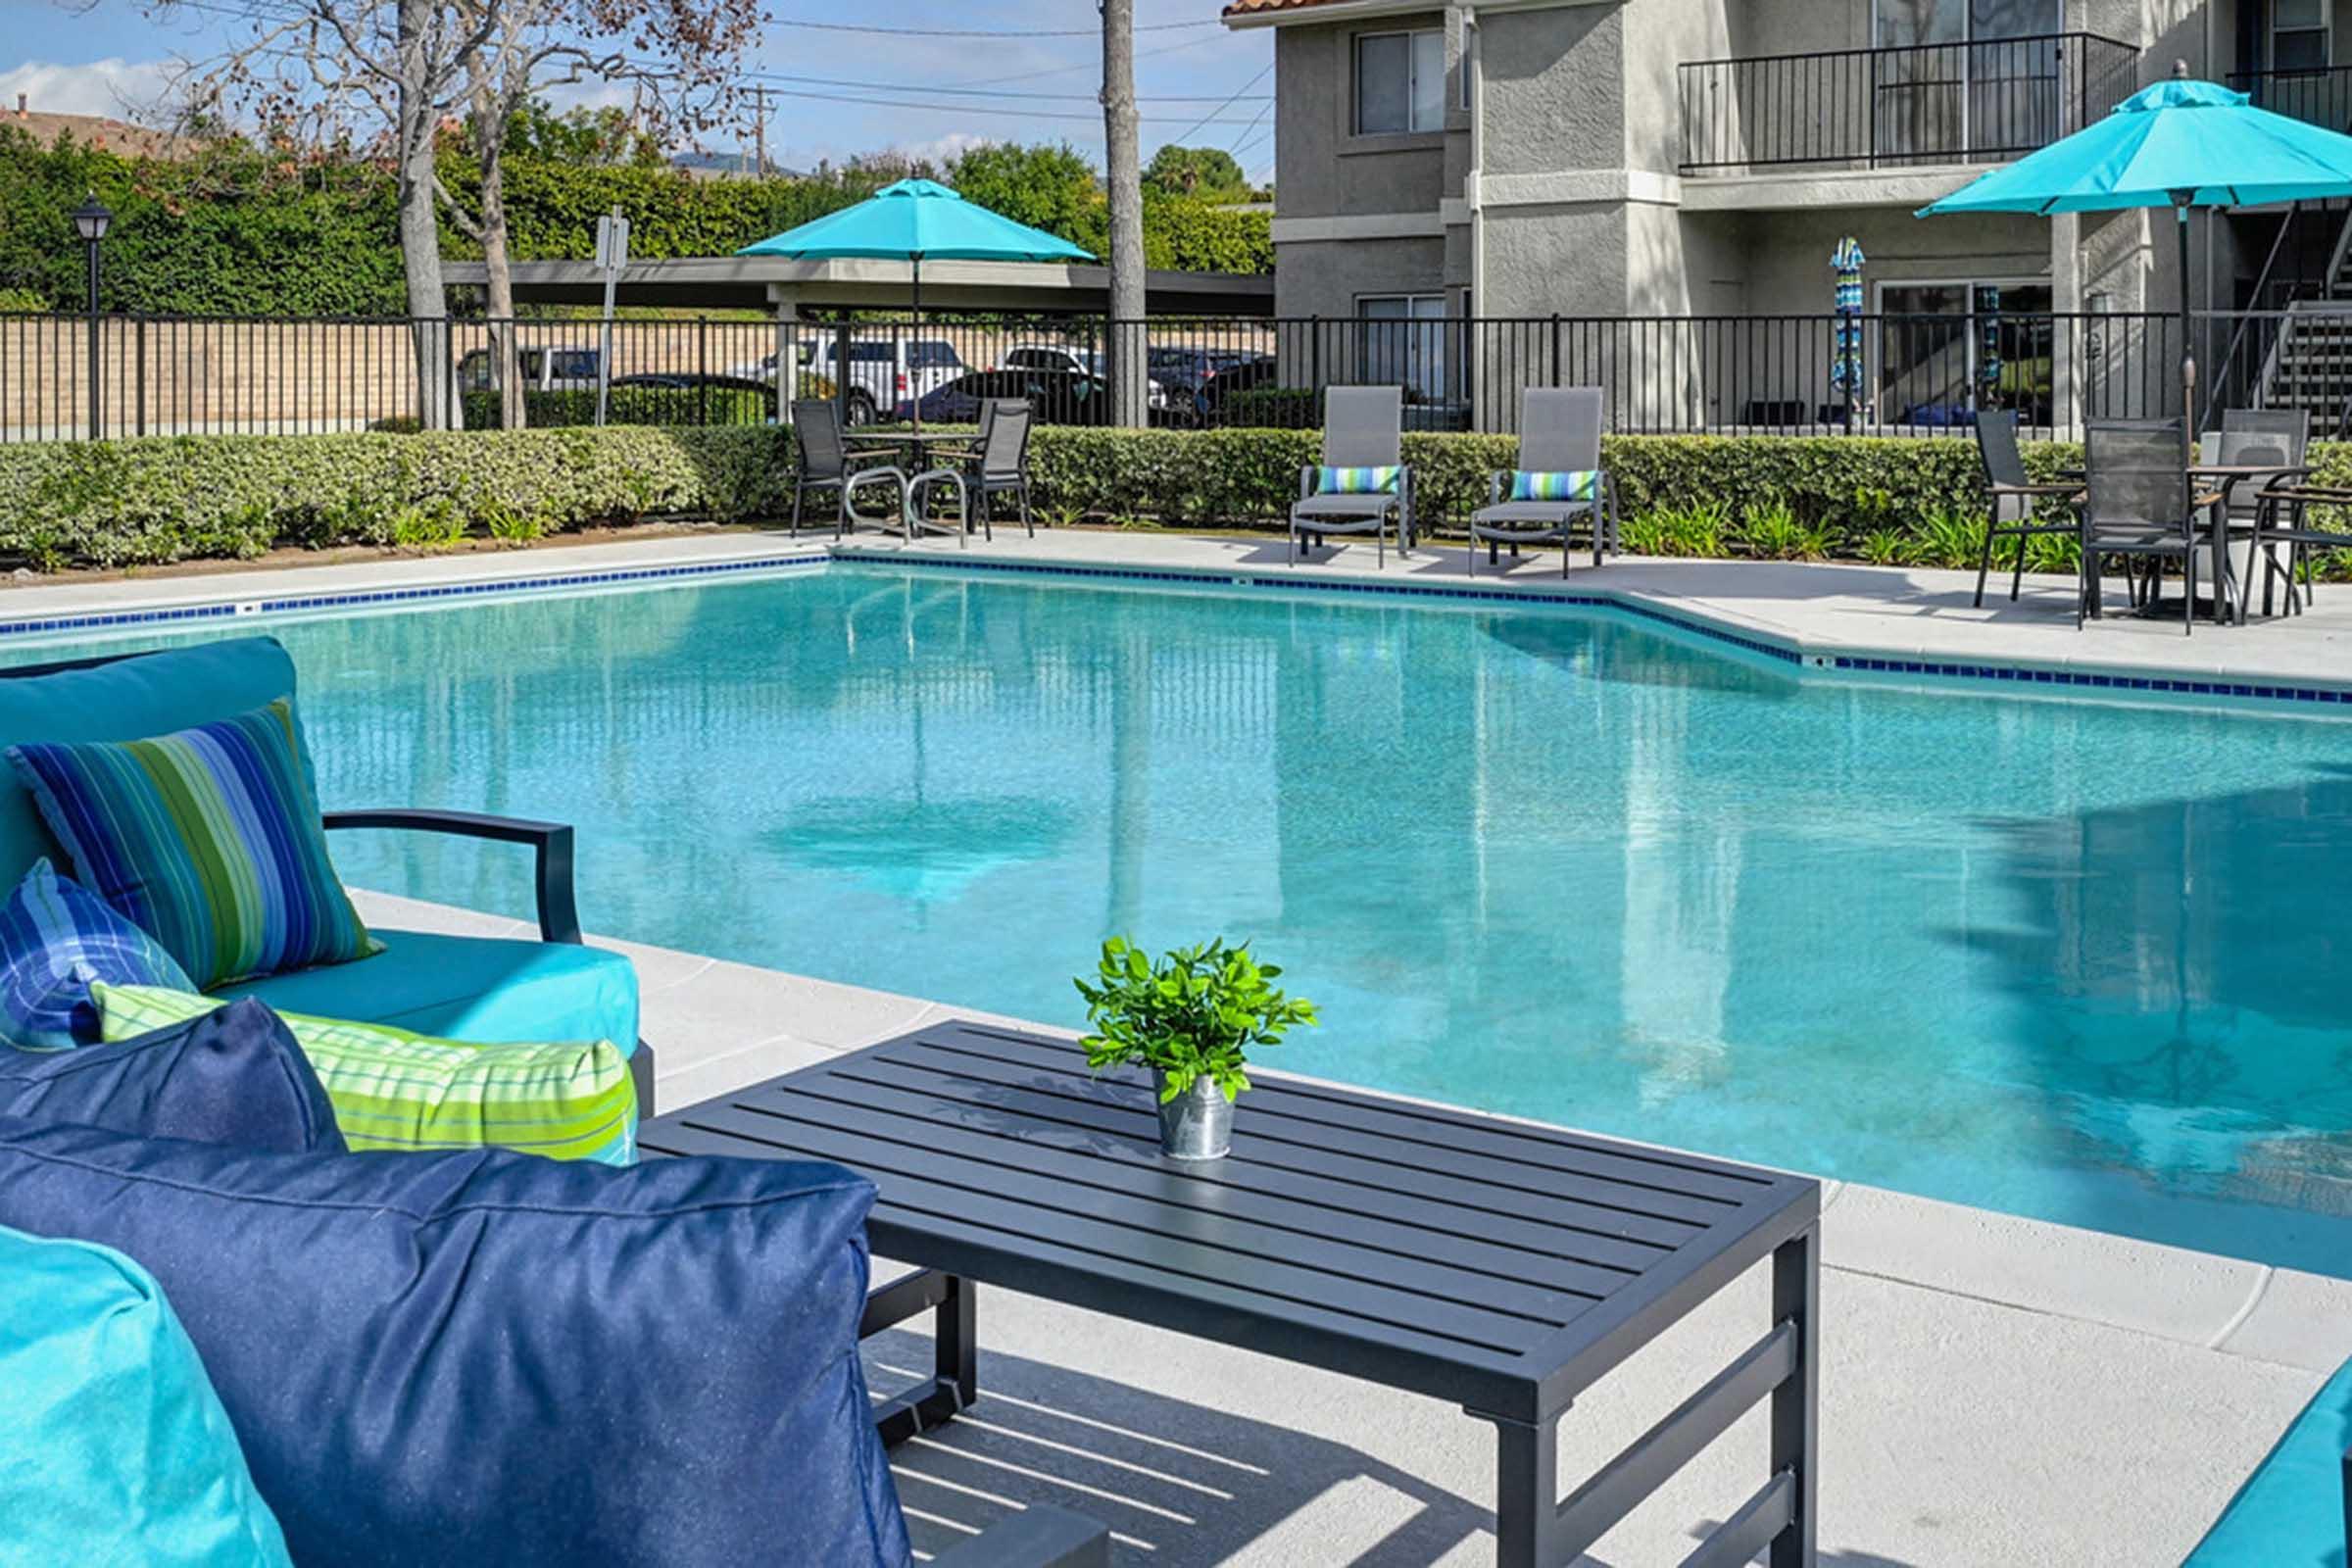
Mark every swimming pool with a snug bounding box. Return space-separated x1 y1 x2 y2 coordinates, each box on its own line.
24 562 2352 1273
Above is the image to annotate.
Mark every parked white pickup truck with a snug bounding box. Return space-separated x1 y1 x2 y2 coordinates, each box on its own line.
730 337 966 424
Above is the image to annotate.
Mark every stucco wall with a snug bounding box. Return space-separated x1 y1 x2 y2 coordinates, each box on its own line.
1479 202 1631 317
1273 235 1448 320
1481 5 1624 178
1272 13 1454 222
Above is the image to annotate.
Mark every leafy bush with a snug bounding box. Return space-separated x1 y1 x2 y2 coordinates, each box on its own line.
458 384 778 430
1073 936 1318 1103
0 424 788 570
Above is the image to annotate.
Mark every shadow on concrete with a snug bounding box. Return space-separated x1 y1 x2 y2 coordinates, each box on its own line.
867 1327 1920 1567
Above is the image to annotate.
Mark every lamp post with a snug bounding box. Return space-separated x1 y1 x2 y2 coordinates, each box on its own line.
72 193 112 440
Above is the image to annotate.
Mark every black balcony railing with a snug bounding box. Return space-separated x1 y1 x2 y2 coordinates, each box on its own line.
1679 32 2139 173
2230 64 2352 132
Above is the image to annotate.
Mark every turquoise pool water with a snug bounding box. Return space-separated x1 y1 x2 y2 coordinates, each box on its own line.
24 564 2352 1272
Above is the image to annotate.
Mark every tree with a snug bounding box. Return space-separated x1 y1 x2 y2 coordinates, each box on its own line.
1100 0 1147 428
1143 145 1249 204
947 142 1102 239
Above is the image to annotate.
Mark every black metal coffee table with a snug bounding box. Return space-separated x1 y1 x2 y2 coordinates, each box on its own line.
640 1021 1821 1567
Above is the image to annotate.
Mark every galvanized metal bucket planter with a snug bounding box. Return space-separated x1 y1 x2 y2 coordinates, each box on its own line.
1153 1070 1234 1160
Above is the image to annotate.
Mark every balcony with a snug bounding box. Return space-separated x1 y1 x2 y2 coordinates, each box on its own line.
1678 33 2140 175
2230 65 2352 132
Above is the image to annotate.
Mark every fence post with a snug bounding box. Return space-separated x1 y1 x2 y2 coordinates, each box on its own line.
697 317 710 426
134 316 147 438
1309 315 1322 393
1549 314 1562 386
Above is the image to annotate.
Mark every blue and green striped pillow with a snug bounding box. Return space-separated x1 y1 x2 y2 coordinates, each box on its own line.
1509 469 1599 503
0 858 195 1052
7 699 378 992
94 984 637 1165
1317 465 1401 496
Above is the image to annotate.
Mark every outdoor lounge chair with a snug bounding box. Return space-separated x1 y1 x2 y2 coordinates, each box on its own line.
1973 409 2083 607
1291 385 1413 567
1469 386 1615 576
909 398 1037 543
2078 417 2205 636
0 639 656 1114
791 398 910 540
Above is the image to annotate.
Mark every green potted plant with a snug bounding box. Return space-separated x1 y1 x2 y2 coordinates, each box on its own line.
1073 936 1320 1161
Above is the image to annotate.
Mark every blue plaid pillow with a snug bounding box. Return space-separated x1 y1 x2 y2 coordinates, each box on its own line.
0 859 194 1052
1317 465 1401 496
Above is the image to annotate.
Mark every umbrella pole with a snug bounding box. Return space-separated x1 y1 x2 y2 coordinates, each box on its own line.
910 255 923 435
2176 199 2194 462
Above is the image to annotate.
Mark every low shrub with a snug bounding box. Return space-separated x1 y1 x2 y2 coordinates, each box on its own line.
0 424 788 570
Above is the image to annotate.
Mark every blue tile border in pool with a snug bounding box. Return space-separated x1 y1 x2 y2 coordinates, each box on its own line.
835 549 1815 664
1830 653 2352 706
837 549 2352 709
0 551 829 643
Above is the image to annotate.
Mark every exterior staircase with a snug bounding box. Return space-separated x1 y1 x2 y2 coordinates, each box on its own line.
2252 207 2352 433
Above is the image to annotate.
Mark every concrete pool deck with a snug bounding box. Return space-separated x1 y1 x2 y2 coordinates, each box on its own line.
20 531 2352 1562
342 882 2352 1567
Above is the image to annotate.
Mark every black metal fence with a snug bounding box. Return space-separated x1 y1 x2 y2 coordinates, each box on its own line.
1679 32 2139 173
2231 63 2352 132
0 306 2318 444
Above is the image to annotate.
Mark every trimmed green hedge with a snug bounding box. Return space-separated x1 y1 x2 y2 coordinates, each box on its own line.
6 422 2349 577
0 425 789 571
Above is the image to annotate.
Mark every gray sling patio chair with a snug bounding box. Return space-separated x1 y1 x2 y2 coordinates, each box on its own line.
2209 408 2312 617
2078 417 2206 636
1469 387 1615 577
909 399 1036 544
1974 409 2084 607
1291 386 1413 567
790 399 909 540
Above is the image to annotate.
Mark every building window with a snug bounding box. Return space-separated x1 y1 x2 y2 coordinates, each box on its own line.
1358 293 1449 399
1876 279 2054 427
1354 29 1445 135
2275 0 2328 71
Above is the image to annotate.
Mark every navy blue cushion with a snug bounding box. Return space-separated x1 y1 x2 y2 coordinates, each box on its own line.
0 1119 909 1568
0 998 343 1154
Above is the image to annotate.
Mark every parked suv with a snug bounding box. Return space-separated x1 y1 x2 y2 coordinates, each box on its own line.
794 337 965 424
1001 344 1173 416
456 344 602 393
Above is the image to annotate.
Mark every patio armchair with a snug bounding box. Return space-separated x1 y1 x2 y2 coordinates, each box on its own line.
2207 409 2313 617
1973 409 2084 607
1469 386 1616 577
0 638 655 1113
1291 385 1414 567
2077 417 2206 636
909 398 1037 543
791 398 910 540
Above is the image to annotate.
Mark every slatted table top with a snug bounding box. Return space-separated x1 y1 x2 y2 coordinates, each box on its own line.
641 1021 1819 1424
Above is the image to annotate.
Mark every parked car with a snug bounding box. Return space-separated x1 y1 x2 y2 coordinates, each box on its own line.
456 344 602 393
1194 353 1280 420
1002 344 1174 416
772 337 964 425
896 368 1109 426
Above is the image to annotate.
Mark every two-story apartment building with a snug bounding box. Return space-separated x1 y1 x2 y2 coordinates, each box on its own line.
1224 0 2349 429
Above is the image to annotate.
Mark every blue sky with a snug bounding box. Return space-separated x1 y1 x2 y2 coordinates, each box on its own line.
0 0 1275 181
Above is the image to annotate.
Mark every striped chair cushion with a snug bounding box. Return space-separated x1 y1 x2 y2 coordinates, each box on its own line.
0 859 195 1052
1317 465 1401 496
1509 469 1599 503
7 699 377 991
95 984 637 1166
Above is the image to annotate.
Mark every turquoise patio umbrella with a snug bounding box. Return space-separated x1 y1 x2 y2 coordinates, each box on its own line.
740 178 1095 427
1920 67 2352 427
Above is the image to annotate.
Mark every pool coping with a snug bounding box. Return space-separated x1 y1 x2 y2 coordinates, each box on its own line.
10 529 2352 711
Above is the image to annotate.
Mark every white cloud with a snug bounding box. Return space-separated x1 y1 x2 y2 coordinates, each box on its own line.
893 130 995 168
0 59 172 122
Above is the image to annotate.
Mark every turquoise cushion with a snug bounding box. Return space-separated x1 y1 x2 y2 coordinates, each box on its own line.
217 927 640 1056
0 1222 292 1567
0 639 303 888
2186 1354 2352 1566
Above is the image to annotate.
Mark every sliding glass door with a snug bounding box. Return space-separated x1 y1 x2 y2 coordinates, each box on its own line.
1873 0 2064 164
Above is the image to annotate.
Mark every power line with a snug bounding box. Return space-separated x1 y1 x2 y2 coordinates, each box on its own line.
770 17 1215 38
944 30 1226 89
736 68 1267 104
1161 61 1271 146
724 83 1260 125
1226 97 1272 153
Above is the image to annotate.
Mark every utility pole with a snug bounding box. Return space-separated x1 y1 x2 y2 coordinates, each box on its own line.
1100 0 1147 427
751 83 768 176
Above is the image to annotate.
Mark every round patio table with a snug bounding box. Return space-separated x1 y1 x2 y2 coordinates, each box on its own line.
869 431 983 538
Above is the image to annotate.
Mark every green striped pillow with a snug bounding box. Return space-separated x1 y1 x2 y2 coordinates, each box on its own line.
93 984 636 1166
1509 469 1599 503
1317 465 1400 496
